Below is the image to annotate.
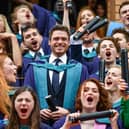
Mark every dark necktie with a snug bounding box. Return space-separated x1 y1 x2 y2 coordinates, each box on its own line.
52 58 61 94
34 52 42 61
84 49 89 55
83 48 96 54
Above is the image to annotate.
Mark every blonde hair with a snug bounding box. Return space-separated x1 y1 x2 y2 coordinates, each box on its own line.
0 14 12 33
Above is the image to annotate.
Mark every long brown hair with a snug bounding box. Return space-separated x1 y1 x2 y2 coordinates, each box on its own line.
76 6 95 30
7 87 40 129
75 78 112 112
0 67 11 117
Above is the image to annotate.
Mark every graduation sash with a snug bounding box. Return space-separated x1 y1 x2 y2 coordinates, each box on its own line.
23 52 49 60
31 60 82 109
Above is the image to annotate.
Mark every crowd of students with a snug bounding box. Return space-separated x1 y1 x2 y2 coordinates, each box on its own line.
0 0 129 129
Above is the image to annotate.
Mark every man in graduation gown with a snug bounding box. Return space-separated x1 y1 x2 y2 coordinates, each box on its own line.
24 25 89 124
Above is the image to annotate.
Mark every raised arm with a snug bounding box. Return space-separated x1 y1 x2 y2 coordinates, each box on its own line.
62 0 70 30
0 32 22 67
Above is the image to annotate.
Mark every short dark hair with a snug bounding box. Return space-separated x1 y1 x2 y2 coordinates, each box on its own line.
119 1 129 15
49 25 70 40
96 37 120 54
21 24 39 41
112 28 129 42
21 24 37 34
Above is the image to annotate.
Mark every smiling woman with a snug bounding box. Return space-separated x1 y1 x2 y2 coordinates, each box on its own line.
7 87 52 129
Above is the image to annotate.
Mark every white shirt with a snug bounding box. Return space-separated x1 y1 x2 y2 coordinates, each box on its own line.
29 48 44 57
49 53 67 83
82 46 95 53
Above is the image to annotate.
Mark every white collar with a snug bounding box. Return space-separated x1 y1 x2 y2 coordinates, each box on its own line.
29 48 44 57
82 46 95 53
49 53 67 64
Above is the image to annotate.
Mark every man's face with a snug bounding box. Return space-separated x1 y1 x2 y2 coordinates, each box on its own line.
120 4 129 28
16 7 35 25
49 30 70 57
23 28 42 51
113 33 127 49
105 67 121 92
99 40 119 64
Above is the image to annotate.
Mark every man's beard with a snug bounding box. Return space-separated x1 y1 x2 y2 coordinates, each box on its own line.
83 39 92 44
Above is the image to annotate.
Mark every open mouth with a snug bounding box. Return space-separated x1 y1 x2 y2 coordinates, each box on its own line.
26 14 30 19
106 51 111 56
14 72 17 76
21 108 27 113
106 80 112 85
87 96 93 102
127 17 129 20
85 21 90 25
31 40 37 45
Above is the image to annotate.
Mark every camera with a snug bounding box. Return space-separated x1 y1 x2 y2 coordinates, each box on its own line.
45 95 58 112
66 0 72 9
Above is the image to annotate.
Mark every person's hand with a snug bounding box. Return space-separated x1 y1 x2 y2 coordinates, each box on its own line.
0 32 16 40
20 42 29 54
60 112 80 129
99 82 105 88
51 106 70 120
118 79 129 100
40 109 52 121
77 24 87 32
63 0 72 9
110 109 119 129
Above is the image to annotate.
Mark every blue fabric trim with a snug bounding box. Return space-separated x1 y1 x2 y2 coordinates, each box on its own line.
96 117 110 124
33 65 48 109
52 12 62 23
20 125 29 129
24 53 49 59
113 99 121 108
63 63 82 109
82 51 97 58
96 71 99 75
24 53 33 58
32 60 82 109
106 21 124 36
31 60 76 72
93 39 100 44
16 33 22 45
8 90 16 96
0 119 9 125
